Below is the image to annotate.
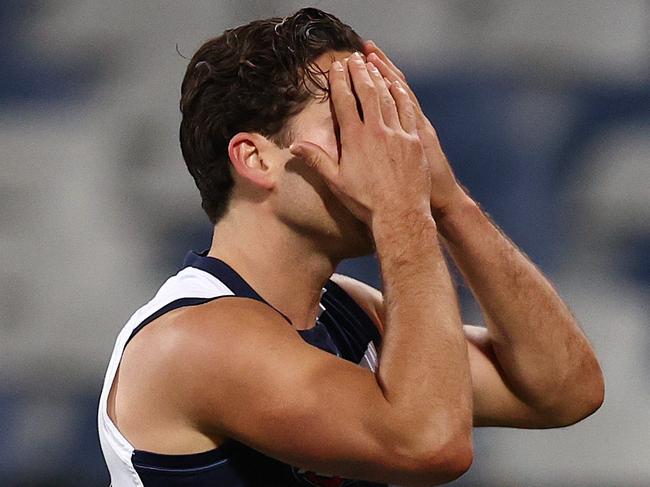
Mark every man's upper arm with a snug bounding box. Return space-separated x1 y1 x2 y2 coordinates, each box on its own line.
331 273 558 428
463 325 564 428
170 297 441 485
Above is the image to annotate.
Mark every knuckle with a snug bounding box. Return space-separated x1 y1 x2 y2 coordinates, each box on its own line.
369 122 387 138
399 88 411 100
360 80 376 92
409 136 423 149
384 127 400 141
389 83 404 95
408 132 420 142
400 132 419 145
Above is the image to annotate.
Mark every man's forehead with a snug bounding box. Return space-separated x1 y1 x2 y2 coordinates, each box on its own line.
311 50 368 84
313 50 356 68
310 49 358 106
296 50 364 128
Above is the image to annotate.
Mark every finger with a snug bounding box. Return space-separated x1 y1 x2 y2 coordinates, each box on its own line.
365 52 420 109
328 59 362 139
346 52 382 127
363 40 406 80
366 52 402 85
390 80 417 134
366 61 400 129
289 141 338 184
366 52 425 126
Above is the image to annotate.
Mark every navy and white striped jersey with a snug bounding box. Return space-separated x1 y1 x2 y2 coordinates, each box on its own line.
98 251 385 486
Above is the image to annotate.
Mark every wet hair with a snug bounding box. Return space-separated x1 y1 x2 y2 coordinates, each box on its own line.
179 7 364 223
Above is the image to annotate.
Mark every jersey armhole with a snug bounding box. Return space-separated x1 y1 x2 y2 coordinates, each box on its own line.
324 278 382 346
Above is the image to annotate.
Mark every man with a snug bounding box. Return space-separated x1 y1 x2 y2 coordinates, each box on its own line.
98 8 604 487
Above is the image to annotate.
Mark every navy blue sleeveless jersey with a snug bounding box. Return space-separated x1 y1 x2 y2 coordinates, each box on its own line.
98 251 386 486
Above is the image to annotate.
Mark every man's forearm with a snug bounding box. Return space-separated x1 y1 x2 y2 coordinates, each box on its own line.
360 39 601 423
372 210 473 451
435 194 603 421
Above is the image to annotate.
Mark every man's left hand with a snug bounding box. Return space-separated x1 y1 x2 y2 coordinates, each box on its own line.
363 41 470 220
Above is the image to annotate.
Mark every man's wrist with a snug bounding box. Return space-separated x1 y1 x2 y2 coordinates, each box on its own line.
432 192 479 239
371 208 438 247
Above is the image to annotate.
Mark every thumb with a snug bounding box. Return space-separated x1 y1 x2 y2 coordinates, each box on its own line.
289 141 338 183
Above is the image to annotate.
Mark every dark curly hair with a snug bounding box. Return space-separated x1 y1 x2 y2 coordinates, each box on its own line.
179 7 364 224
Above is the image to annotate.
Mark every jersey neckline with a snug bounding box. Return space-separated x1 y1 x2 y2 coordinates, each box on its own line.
183 250 328 333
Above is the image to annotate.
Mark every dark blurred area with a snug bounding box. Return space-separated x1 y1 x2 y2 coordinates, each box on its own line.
0 1 648 486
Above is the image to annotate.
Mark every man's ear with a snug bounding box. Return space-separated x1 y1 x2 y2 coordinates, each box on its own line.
228 132 275 190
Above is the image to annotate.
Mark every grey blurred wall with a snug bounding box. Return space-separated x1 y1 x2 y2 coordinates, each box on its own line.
0 1 648 485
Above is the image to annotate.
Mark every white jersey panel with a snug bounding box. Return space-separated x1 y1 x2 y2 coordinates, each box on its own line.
97 267 234 486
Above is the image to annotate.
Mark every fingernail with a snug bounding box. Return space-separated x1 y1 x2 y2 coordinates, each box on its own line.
351 51 362 59
331 60 343 71
367 62 379 74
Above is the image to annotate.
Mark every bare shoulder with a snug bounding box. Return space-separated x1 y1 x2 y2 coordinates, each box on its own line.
111 297 297 449
330 273 385 333
180 296 293 335
135 296 311 425
160 296 302 366
121 296 300 395
127 296 295 361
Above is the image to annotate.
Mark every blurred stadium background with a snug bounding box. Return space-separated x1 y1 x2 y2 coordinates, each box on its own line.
0 0 648 485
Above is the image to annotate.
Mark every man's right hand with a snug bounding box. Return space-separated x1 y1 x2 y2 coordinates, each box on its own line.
289 52 431 228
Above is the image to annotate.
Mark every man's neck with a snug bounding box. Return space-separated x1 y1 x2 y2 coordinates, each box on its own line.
208 207 339 330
